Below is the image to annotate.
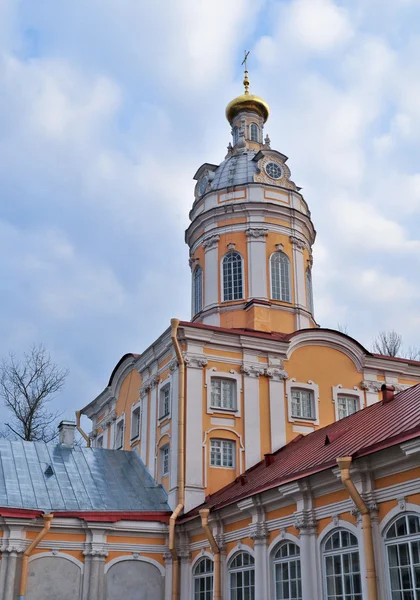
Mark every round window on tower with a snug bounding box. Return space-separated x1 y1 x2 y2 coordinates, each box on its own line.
199 176 208 195
265 162 283 180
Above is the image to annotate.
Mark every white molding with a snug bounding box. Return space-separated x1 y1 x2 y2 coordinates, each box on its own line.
205 368 242 416
379 504 420 535
114 414 125 449
285 378 320 425
28 551 84 571
268 250 292 304
225 543 255 564
220 250 245 303
130 401 141 443
332 384 365 421
267 532 300 556
202 428 245 487
157 376 172 422
104 554 165 576
191 550 214 571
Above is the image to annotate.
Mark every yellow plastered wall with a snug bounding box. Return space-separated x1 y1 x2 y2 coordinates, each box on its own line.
285 346 363 432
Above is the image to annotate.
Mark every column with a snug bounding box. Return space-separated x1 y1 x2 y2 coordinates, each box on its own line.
140 387 149 464
246 227 268 299
266 365 288 453
163 551 173 600
184 354 207 512
179 550 192 600
203 234 220 325
2 547 22 600
295 514 319 600
250 526 269 600
83 550 108 600
241 363 264 469
147 374 160 475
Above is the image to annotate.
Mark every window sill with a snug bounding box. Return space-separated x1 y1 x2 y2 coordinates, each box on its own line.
158 413 170 423
130 435 140 443
209 406 238 414
209 464 235 470
290 416 316 422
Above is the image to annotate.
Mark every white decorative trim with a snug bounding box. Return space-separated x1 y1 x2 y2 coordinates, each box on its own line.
220 251 245 303
104 554 165 576
292 424 314 434
113 414 125 449
191 550 214 571
267 532 300 556
202 428 245 487
211 417 235 427
130 401 141 442
202 234 220 250
332 385 365 420
28 551 84 572
245 227 269 238
158 376 172 422
205 368 242 416
285 378 320 425
379 503 420 535
226 543 255 564
183 353 209 369
401 438 420 456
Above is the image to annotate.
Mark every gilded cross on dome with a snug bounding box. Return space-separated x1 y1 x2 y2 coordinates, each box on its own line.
241 50 250 94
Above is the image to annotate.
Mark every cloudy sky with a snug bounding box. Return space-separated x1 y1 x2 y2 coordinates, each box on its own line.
1 0 420 430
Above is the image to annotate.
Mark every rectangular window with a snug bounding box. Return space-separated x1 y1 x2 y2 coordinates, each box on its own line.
161 445 170 477
131 406 140 440
291 389 315 420
159 385 171 419
210 378 236 411
337 395 358 420
210 439 235 468
115 420 124 449
96 435 103 448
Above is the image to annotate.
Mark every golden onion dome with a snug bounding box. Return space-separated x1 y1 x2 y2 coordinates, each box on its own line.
225 69 270 124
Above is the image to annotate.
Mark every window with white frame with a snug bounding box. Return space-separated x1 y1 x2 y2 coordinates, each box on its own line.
159 384 171 419
271 252 291 302
193 265 203 315
211 378 236 411
272 541 302 600
222 252 243 302
161 445 170 477
96 435 103 448
115 419 124 449
337 395 358 420
131 406 140 440
385 513 420 598
193 557 214 600
229 552 255 600
323 529 362 600
306 268 314 314
291 389 315 420
210 439 235 468
249 123 259 142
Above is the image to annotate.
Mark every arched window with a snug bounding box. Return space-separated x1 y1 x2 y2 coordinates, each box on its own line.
233 127 239 145
385 513 420 598
192 265 203 315
250 123 259 142
270 252 291 302
193 557 213 600
323 530 362 600
229 552 255 600
222 252 243 302
272 541 301 600
306 268 314 314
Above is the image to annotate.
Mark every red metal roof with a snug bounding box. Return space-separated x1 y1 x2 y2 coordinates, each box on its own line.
183 384 420 519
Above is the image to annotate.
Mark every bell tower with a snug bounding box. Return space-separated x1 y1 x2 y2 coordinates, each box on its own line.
185 64 317 334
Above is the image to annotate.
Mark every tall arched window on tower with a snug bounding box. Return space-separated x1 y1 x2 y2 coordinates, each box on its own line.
306 268 314 314
192 265 203 315
270 252 291 302
250 123 259 142
223 252 243 302
233 126 239 145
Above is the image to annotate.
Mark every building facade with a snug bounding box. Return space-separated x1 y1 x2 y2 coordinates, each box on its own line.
1 74 420 600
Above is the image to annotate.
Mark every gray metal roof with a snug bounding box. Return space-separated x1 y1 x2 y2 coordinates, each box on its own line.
211 150 258 190
0 440 170 513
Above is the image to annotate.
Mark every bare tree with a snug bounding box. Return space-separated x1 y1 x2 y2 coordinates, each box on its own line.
406 346 420 361
0 344 68 442
372 330 403 357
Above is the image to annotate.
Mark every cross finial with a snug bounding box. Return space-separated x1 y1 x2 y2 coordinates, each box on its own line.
241 50 250 94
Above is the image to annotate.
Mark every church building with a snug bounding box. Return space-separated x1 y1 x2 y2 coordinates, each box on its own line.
1 69 420 600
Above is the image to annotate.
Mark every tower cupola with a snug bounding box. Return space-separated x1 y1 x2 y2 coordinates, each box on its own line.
186 58 317 334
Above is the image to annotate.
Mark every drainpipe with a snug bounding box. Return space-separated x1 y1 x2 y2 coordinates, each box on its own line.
19 513 54 600
169 318 186 600
199 509 221 600
75 410 91 447
336 457 378 600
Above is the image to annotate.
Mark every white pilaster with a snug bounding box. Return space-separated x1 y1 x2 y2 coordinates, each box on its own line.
148 378 159 476
267 364 288 453
290 236 310 330
203 234 220 310
246 227 268 299
164 552 173 600
140 392 149 465
361 379 381 406
241 363 264 470
184 353 208 512
296 517 319 600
